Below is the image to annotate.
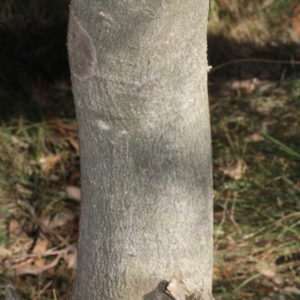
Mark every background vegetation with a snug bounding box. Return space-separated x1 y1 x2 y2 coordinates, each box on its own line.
0 0 299 299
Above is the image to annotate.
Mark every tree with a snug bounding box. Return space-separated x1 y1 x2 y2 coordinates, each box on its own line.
67 1 214 299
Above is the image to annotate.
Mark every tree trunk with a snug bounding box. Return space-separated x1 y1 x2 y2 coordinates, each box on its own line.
67 1 213 299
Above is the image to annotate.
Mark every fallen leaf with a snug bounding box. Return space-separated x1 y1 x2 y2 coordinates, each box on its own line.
66 186 81 201
254 152 266 162
67 137 79 152
283 286 300 295
244 133 264 142
222 159 247 180
291 4 300 43
40 153 64 172
47 118 67 134
9 238 33 255
271 276 283 286
33 239 49 256
256 261 277 278
41 208 76 229
66 251 77 269
10 257 34 275
0 246 11 257
15 254 62 276
259 268 276 278
15 183 32 196
8 219 28 238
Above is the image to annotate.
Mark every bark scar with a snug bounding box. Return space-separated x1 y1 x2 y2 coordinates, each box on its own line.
67 12 97 80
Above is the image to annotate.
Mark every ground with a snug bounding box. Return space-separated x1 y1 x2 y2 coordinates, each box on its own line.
0 0 299 299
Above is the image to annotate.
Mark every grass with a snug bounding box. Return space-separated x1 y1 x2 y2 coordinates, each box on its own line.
0 117 79 300
211 81 300 298
0 0 300 299
209 1 300 298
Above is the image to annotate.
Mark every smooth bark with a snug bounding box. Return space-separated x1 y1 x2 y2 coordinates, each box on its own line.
68 1 213 299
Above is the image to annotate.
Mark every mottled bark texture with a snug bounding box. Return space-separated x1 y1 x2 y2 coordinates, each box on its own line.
68 1 213 299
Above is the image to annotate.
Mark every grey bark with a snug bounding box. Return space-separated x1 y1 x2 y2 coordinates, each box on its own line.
67 1 213 299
